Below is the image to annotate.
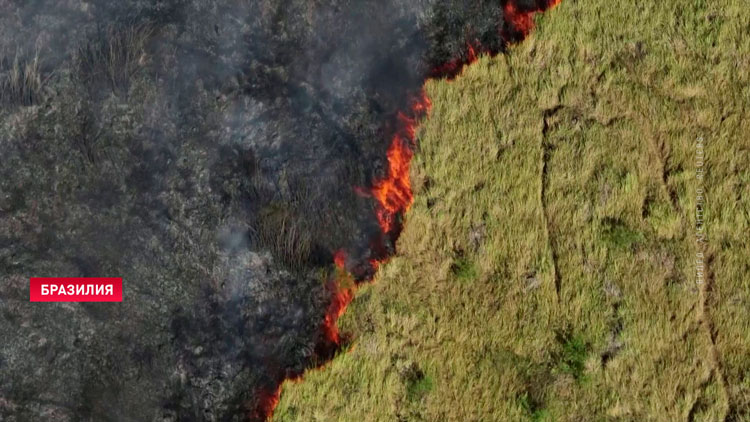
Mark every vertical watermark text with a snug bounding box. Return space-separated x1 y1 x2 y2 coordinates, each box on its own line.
695 137 705 286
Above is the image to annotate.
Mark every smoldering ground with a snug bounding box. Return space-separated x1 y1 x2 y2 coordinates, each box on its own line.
0 0 552 420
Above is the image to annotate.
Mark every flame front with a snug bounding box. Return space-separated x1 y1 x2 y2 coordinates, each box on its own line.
258 1 562 420
371 93 432 235
251 386 281 422
503 0 562 38
322 250 355 346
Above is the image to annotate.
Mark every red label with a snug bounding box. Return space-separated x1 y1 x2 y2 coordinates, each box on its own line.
29 278 123 302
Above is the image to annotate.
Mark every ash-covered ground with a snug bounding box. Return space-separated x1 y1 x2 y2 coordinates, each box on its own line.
0 1 544 420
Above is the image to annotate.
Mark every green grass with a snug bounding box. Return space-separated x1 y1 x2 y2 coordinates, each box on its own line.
600 218 644 249
451 257 478 282
553 330 588 381
406 375 434 401
274 1 750 421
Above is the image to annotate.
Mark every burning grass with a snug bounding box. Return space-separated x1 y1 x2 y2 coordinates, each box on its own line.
261 2 564 419
371 93 432 238
274 0 750 420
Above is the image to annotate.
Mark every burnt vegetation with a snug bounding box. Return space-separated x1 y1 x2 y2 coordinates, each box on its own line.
0 0 565 421
75 23 154 95
0 52 45 107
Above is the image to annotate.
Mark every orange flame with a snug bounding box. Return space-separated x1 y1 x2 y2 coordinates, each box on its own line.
371 92 432 235
430 44 479 79
251 386 281 422
322 249 355 346
321 282 355 346
257 2 562 420
504 0 562 38
333 249 347 270
432 0 561 79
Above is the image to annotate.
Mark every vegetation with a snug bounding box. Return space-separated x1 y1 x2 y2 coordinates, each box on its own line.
0 52 45 107
257 200 313 271
75 23 154 94
275 0 749 421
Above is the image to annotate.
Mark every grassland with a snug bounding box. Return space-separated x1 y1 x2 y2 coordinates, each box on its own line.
274 0 750 420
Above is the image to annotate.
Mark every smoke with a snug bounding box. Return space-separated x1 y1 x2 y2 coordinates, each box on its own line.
0 0 556 420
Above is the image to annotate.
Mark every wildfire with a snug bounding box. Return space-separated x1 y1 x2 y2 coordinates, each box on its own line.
251 386 281 422
326 99 434 350
333 249 347 269
371 92 432 235
503 0 562 39
256 1 562 420
250 252 353 422
434 0 562 79
430 44 479 79
321 250 355 346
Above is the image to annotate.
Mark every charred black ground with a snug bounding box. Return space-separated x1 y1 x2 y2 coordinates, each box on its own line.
1 1 549 420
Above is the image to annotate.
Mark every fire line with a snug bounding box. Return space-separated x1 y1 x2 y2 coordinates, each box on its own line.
254 1 562 419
